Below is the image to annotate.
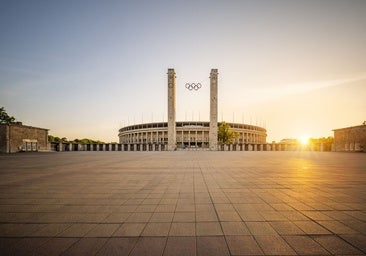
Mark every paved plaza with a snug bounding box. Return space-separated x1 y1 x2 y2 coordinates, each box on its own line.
0 151 365 255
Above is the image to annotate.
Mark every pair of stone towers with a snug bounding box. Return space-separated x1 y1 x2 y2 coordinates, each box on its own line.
167 69 218 151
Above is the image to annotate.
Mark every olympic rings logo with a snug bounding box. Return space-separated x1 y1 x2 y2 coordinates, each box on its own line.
185 83 202 91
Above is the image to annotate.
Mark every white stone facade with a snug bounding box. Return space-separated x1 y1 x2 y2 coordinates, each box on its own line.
118 121 267 151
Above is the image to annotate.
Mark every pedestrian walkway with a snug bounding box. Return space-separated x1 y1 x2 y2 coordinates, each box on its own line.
0 151 365 255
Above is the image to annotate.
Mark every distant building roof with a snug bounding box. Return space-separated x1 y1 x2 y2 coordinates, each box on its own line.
333 123 366 131
0 123 49 131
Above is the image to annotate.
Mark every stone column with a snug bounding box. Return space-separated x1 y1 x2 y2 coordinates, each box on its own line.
209 69 218 150
167 69 176 151
195 131 198 148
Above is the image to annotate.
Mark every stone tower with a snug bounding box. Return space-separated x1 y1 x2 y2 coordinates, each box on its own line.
167 69 176 151
209 69 218 150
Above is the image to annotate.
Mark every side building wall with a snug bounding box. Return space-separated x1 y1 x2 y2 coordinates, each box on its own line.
334 124 366 152
0 124 49 153
0 125 9 153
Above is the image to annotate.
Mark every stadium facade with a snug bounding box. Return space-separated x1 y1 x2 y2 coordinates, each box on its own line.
118 121 267 151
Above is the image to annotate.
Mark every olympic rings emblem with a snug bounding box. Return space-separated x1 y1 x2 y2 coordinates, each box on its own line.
185 83 202 91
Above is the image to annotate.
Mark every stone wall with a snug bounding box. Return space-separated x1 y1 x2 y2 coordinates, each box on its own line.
0 125 9 153
0 124 49 153
334 124 366 152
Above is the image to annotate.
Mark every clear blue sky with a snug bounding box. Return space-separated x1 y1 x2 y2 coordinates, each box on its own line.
1 0 365 142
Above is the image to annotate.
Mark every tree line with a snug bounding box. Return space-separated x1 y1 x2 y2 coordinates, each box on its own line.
48 136 106 145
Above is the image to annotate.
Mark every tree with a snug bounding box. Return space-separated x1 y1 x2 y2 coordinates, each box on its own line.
48 135 55 143
218 121 238 145
48 135 62 143
47 136 106 144
0 107 16 124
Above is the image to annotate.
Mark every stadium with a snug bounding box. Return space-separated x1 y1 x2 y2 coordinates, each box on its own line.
118 121 267 151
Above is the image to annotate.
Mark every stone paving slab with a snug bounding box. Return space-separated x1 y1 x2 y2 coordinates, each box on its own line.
0 151 365 255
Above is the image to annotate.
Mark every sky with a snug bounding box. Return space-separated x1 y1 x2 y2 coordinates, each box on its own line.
0 0 365 142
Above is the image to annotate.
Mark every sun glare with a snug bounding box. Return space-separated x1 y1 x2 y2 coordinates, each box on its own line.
299 136 309 145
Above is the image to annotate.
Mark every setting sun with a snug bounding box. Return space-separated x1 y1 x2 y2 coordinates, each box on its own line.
299 136 310 145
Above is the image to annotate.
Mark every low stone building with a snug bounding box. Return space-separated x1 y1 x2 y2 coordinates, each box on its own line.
333 123 366 152
0 123 49 153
